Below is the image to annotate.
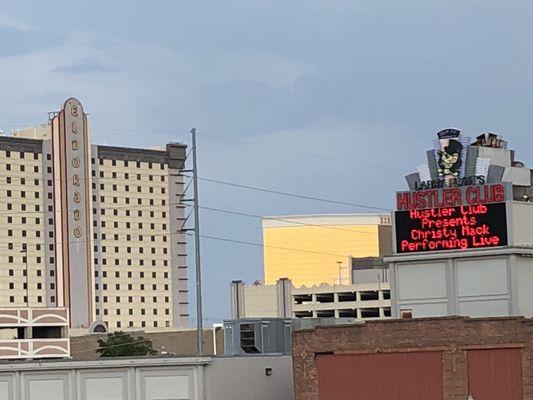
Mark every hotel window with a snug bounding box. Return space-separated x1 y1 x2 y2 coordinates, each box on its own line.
6 190 11 197
100 183 105 190
136 161 141 168
51 296 55 303
100 171 104 177
19 152 24 158
153 321 158 327
6 164 10 171
161 176 165 182
37 296 42 303
9 296 14 303
20 165 25 172
6 177 11 184
129 309 133 315
34 179 39 185
149 175 153 181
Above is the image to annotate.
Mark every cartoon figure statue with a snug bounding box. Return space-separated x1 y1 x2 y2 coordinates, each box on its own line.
438 139 463 177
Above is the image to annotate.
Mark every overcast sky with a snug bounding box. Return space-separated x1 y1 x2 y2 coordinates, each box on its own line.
2 1 533 323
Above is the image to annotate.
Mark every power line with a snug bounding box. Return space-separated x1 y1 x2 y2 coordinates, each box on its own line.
195 176 391 211
186 232 352 259
200 205 383 236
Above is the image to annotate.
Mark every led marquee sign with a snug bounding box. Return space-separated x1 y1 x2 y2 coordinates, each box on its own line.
395 129 512 254
395 202 508 253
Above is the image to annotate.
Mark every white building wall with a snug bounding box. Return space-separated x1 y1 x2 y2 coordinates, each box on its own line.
0 356 293 400
206 356 293 400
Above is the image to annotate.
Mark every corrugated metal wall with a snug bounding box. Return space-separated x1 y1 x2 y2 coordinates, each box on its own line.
467 348 523 400
317 351 443 400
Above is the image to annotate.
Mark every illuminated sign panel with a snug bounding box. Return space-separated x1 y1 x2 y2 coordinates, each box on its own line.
395 202 508 253
395 128 512 255
396 184 506 211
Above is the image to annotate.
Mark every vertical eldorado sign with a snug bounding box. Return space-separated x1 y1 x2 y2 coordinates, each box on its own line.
52 98 93 328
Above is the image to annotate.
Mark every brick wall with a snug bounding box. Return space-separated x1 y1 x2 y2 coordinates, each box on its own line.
292 316 533 400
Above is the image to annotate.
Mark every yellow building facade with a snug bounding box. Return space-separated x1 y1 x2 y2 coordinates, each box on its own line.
263 214 392 287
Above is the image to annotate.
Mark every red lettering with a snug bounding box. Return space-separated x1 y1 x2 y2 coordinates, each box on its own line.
397 192 411 211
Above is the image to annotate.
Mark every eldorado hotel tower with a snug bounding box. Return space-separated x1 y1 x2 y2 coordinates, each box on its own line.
1 98 188 331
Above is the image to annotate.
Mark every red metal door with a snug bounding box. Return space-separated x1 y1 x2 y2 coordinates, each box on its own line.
467 348 522 400
317 351 443 400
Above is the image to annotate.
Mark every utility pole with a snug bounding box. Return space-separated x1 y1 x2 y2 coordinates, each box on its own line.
191 128 204 355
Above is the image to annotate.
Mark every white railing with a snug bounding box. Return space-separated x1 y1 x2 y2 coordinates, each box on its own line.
0 338 70 359
0 308 68 328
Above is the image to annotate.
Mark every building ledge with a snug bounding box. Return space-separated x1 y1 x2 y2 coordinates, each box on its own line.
384 245 533 263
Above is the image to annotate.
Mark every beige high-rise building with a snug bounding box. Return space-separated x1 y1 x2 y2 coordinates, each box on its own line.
0 98 188 331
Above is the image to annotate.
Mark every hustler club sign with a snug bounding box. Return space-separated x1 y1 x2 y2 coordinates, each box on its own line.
395 129 509 254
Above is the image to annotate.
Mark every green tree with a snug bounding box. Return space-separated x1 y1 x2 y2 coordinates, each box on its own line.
96 331 157 357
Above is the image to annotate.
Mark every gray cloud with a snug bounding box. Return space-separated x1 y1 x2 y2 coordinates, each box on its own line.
1 0 533 322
